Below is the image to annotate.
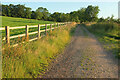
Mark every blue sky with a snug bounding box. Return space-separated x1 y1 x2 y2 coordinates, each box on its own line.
1 2 119 19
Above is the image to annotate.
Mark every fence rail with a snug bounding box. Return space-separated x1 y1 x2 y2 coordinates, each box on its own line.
1 22 71 48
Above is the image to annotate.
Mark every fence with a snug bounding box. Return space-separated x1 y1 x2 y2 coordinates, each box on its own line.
0 22 70 48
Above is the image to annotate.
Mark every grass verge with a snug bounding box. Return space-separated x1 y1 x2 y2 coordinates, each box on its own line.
84 22 120 58
2 22 76 78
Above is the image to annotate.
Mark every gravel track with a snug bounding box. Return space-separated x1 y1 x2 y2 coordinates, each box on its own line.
41 25 118 78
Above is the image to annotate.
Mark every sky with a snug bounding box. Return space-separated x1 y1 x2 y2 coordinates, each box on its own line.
1 1 119 19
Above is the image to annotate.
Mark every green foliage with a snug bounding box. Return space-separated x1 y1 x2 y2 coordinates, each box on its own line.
2 4 31 18
35 7 50 20
2 4 100 22
98 15 118 23
117 19 120 23
50 12 61 22
35 10 43 20
77 8 86 22
85 22 120 58
69 5 99 22
61 13 70 22
85 5 100 22
24 7 32 19
70 11 80 22
98 17 105 22
2 23 76 78
49 5 100 23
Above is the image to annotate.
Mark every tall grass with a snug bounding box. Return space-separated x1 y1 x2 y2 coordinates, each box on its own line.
90 22 118 34
85 22 120 58
2 23 76 78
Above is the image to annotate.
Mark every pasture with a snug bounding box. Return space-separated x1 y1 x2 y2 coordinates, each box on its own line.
1 16 62 46
1 16 54 27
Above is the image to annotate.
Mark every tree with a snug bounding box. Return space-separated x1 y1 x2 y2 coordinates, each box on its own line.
85 5 100 22
0 4 1 16
1 4 100 23
98 17 105 22
110 14 114 22
117 19 120 23
61 13 70 22
2 5 7 16
105 17 110 22
2 5 11 16
16 4 26 18
35 7 43 20
9 4 15 17
35 7 50 20
2 4 32 18
24 7 32 19
70 11 80 22
77 8 86 22
41 8 50 20
50 12 62 22
31 11 36 19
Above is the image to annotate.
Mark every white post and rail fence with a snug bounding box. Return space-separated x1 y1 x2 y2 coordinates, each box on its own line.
0 22 71 48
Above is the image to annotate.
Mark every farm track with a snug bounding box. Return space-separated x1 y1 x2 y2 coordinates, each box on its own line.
41 25 118 78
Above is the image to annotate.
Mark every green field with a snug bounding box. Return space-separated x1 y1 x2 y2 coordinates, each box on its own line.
1 16 55 27
1 16 62 45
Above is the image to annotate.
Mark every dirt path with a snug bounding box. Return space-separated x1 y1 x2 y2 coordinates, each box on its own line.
42 25 118 78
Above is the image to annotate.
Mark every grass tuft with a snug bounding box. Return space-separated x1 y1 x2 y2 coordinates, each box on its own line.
2 23 76 78
85 22 120 58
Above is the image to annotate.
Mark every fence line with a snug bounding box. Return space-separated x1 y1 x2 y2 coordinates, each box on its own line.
1 22 71 48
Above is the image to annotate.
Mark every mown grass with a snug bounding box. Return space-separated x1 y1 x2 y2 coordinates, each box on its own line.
1 16 56 38
2 23 76 78
1 16 54 27
84 22 120 58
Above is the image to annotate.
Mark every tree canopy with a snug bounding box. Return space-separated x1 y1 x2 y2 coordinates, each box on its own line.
1 4 101 22
85 5 100 22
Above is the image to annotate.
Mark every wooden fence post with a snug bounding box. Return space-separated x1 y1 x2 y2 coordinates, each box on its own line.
26 25 29 41
59 23 61 27
50 24 52 32
45 24 47 35
57 23 59 27
60 23 62 30
65 22 66 26
54 23 56 29
5 26 10 44
56 23 57 28
38 24 40 39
